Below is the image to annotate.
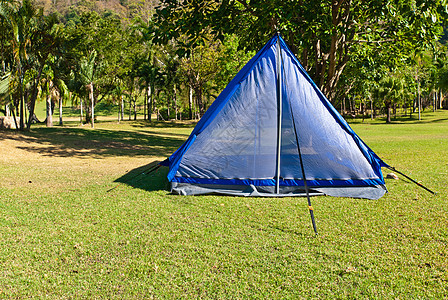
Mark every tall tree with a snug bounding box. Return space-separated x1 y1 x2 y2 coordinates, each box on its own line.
155 0 448 101
79 50 97 128
65 11 128 125
161 44 181 119
180 36 223 116
0 0 61 129
374 75 405 123
0 0 37 129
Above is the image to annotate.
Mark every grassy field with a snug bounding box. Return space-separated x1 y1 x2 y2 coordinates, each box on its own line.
0 110 447 298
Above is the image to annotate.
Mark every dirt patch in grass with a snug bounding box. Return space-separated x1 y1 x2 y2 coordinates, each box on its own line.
0 124 187 193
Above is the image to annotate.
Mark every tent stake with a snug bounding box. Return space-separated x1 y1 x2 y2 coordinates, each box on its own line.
307 199 318 236
299 151 318 236
386 166 435 195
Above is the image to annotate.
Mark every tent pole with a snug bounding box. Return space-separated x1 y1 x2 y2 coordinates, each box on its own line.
291 103 318 235
278 35 318 235
275 34 282 194
298 149 318 235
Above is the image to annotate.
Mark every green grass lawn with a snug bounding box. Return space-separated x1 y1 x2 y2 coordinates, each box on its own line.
0 110 447 298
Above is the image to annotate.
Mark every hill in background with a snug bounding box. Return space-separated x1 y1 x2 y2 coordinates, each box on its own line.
34 0 159 21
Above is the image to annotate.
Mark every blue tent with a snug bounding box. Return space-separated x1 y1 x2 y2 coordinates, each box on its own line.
162 34 389 200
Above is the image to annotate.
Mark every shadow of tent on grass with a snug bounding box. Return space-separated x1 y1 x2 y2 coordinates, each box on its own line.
114 161 171 192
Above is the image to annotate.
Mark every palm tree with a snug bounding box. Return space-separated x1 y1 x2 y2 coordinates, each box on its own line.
0 0 26 129
1 0 60 130
25 14 61 129
79 50 97 128
162 51 181 120
40 62 67 127
41 64 55 127
7 0 38 130
111 81 126 121
55 78 68 126
436 55 448 109
45 51 71 127
137 62 164 122
375 75 405 123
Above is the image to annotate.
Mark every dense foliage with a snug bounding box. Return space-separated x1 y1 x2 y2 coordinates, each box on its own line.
1 0 448 129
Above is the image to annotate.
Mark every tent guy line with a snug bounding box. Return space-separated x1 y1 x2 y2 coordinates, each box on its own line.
385 166 436 195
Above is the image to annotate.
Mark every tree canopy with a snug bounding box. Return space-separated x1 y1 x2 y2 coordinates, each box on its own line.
154 0 448 101
1 0 448 129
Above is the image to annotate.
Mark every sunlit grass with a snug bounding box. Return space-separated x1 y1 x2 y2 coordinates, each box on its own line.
0 110 447 298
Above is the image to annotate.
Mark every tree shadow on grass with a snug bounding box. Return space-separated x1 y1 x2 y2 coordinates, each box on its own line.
129 120 197 129
113 162 171 192
3 126 187 159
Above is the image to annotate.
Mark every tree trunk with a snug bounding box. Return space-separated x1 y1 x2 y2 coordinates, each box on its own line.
134 96 137 120
153 90 158 120
80 99 84 125
19 89 24 130
24 97 28 127
120 95 124 121
195 86 203 117
59 96 63 126
386 101 391 124
433 91 436 112
11 104 19 130
189 86 193 120
143 92 146 120
118 99 120 122
174 85 178 121
46 80 54 127
46 93 53 127
19 63 24 131
147 85 152 122
417 81 421 121
90 82 94 128
167 93 170 120
129 96 132 120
